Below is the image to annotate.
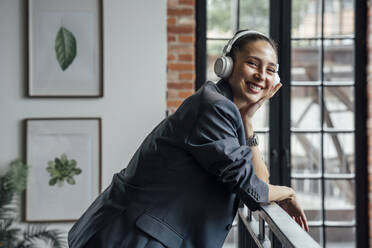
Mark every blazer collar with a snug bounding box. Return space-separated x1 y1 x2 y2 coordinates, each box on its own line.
216 79 234 102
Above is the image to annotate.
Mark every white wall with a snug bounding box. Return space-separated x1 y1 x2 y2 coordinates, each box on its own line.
0 0 166 244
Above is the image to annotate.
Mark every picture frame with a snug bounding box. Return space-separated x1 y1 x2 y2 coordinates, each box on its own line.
27 0 103 97
24 118 102 223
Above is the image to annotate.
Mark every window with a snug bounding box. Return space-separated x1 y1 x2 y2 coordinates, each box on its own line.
196 0 368 247
290 0 363 246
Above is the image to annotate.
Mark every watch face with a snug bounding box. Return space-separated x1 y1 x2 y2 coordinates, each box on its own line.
247 133 259 146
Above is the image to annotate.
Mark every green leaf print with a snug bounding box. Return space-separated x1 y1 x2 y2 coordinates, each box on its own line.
46 153 82 187
55 26 77 71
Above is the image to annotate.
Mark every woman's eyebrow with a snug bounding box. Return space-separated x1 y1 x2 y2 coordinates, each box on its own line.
246 55 276 66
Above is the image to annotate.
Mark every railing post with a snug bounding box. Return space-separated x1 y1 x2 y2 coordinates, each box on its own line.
269 230 283 248
239 208 259 248
238 216 244 248
247 208 252 221
258 215 265 241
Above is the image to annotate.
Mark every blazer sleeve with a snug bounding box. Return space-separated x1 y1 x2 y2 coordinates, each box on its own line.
185 99 269 211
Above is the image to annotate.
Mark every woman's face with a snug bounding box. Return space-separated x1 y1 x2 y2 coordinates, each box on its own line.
228 40 278 106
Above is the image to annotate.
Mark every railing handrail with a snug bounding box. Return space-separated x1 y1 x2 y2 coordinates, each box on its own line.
238 203 320 248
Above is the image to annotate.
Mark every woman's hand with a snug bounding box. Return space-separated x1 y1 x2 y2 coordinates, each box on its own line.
240 82 282 121
277 196 309 232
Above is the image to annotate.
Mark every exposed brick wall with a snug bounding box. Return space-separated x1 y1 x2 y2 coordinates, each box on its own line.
167 0 196 115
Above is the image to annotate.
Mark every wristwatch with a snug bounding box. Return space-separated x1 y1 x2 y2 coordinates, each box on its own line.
246 133 259 146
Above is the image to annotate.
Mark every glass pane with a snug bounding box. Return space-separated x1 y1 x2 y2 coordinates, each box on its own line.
291 133 321 175
239 0 269 34
323 87 354 130
291 40 321 82
291 86 321 129
292 0 322 38
324 40 354 83
324 133 354 174
223 226 238 248
252 101 269 129
207 40 226 81
256 132 269 166
324 0 354 37
326 227 356 248
291 179 322 222
324 180 355 222
308 227 324 246
207 0 235 38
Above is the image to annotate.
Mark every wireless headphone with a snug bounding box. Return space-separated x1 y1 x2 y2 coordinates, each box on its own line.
214 30 281 86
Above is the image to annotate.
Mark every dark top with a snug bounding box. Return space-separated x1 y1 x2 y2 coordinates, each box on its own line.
68 80 269 248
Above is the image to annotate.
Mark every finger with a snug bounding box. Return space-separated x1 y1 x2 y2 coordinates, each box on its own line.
274 82 283 92
269 80 276 91
296 212 308 232
294 216 305 230
298 216 307 231
263 83 282 101
294 216 302 227
249 96 266 113
301 213 309 232
298 217 305 230
267 83 282 98
297 217 307 232
299 210 308 227
257 96 266 105
296 217 302 226
303 218 309 232
261 82 282 102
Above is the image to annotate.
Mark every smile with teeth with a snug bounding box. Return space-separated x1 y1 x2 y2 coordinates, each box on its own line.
246 82 263 93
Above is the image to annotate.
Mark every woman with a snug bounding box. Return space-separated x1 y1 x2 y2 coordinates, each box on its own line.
68 30 308 248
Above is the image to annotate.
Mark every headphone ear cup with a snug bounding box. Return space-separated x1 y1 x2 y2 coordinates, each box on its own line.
214 56 234 79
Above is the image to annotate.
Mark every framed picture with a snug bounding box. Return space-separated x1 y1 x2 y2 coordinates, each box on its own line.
24 118 102 223
27 0 103 97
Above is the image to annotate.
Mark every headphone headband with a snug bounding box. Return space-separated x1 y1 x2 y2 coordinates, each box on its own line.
222 30 268 55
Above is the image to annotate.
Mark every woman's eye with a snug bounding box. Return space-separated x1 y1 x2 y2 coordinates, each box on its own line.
267 68 275 73
247 61 257 66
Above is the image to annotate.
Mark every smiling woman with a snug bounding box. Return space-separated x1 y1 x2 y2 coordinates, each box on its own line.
213 30 309 231
68 30 307 248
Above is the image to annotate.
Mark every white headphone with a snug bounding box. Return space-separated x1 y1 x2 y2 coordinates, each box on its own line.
214 30 280 86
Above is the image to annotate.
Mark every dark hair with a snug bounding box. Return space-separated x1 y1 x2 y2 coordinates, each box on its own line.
229 29 278 60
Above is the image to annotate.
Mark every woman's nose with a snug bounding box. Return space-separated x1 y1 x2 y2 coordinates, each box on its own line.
253 71 265 82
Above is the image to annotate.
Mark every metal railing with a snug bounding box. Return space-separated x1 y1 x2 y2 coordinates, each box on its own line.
238 203 320 248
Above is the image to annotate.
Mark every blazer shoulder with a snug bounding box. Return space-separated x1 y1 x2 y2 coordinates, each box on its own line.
191 82 242 132
199 82 237 110
171 81 241 133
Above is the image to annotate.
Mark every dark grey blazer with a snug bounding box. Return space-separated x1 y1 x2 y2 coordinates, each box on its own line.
68 80 269 248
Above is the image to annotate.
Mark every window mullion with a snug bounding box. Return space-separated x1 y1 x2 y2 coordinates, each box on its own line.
354 0 369 246
195 0 207 90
